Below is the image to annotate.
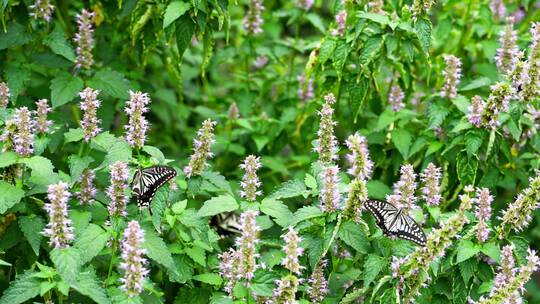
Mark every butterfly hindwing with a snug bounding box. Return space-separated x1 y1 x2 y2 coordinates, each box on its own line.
365 200 426 246
212 212 242 235
131 165 177 209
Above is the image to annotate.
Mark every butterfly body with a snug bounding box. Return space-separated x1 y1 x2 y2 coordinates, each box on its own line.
212 212 242 235
131 165 177 208
365 200 427 246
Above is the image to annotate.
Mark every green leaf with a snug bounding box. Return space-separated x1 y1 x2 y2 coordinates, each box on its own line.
197 194 238 217
0 270 40 304
0 181 24 214
142 145 166 163
456 240 480 263
5 64 30 102
51 247 83 284
88 69 131 99
333 40 350 78
0 151 18 168
68 155 93 183
414 18 432 55
201 171 232 194
358 12 390 25
0 23 31 50
163 1 191 29
193 273 223 286
260 198 293 227
456 153 478 185
366 180 391 200
18 215 45 256
305 13 325 33
268 180 307 200
481 242 500 263
302 235 323 268
459 77 492 91
392 128 412 159
74 224 108 264
143 228 176 271
22 156 58 185
288 206 324 226
319 38 336 65
348 78 370 121
359 36 384 65
185 246 206 266
459 258 477 284
176 15 196 57
100 139 132 169
50 73 84 108
364 254 387 287
72 268 110 304
44 25 76 62
304 174 317 190
338 221 370 254
64 128 85 143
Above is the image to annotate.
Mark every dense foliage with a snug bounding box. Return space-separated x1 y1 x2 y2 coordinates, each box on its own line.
1 0 540 303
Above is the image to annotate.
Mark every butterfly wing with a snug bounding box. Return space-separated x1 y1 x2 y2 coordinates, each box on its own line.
212 212 242 235
390 213 427 246
365 200 399 235
131 165 177 208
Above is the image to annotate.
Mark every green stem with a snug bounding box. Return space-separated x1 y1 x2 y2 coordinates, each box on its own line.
321 213 343 260
104 237 118 288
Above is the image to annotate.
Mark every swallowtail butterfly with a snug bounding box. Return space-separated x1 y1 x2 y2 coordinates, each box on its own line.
131 165 177 208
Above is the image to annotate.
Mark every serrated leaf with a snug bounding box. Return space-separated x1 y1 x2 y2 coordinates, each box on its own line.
68 155 93 183
88 69 131 99
201 171 232 194
51 247 83 284
142 145 166 163
0 270 40 304
459 258 477 284
364 254 386 287
5 64 30 102
456 153 478 185
50 73 84 108
359 36 384 65
100 140 132 169
392 128 412 159
72 268 110 304
459 77 492 91
319 38 336 65
22 156 58 185
18 215 45 256
338 221 370 254
143 228 176 271
44 25 76 62
74 224 108 264
176 15 196 57
193 273 222 286
0 151 18 168
348 78 370 121
366 180 391 200
0 181 24 214
415 18 432 54
288 206 324 226
163 1 191 29
269 180 307 200
197 194 238 217
306 13 325 33
0 23 31 50
456 240 480 263
481 242 500 263
260 198 293 227
64 128 85 143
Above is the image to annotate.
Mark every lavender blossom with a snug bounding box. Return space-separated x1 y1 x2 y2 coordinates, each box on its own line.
296 0 313 10
314 93 338 164
269 275 299 304
13 107 34 157
0 119 16 152
297 74 314 102
388 84 405 112
498 171 540 235
243 0 264 35
106 161 130 217
520 23 540 102
239 155 263 202
77 169 96 205
319 165 341 212
345 133 373 180
119 220 149 298
74 9 95 70
386 164 418 211
440 55 462 99
512 7 526 23
43 182 74 249
481 82 515 129
29 0 55 22
468 95 485 127
0 82 9 108
474 188 493 243
332 10 347 36
253 56 269 69
228 102 240 120
343 178 369 221
184 119 217 178
281 227 304 275
412 0 435 20
489 245 519 302
35 99 52 134
495 17 520 75
368 0 385 15
307 260 328 303
79 87 102 142
236 210 260 281
219 248 241 295
420 163 442 206
125 91 151 149
489 0 506 20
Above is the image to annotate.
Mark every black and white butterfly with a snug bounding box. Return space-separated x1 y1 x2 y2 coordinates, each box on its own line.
365 200 427 246
211 212 242 235
131 165 177 208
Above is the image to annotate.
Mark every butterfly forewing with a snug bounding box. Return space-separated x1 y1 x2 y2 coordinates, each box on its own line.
131 165 177 208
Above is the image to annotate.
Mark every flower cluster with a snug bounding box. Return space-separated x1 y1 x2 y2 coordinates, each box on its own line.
468 95 485 127
520 23 540 101
43 182 74 249
228 102 240 120
184 119 217 178
495 17 520 75
125 91 151 149
412 0 435 20
29 0 55 22
307 260 329 303
332 10 347 36
79 87 102 142
386 164 417 211
343 178 369 221
106 161 130 217
269 275 299 304
345 133 372 180
481 82 515 129
239 155 263 202
297 74 314 102
78 169 96 205
489 0 506 20
498 171 540 235
119 220 149 298
440 54 462 99
218 248 241 295
74 9 95 70
281 227 304 275
319 165 341 212
13 107 35 157
35 99 52 134
243 0 264 35
420 163 442 206
236 210 261 281
388 84 405 112
368 0 385 15
0 81 9 108
474 188 493 243
314 93 338 164
296 0 314 11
